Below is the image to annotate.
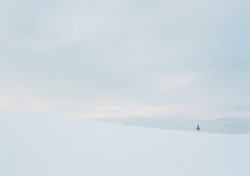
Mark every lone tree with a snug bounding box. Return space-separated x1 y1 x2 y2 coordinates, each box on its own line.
196 124 200 132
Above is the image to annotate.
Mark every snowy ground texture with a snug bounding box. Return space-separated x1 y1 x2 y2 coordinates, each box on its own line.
1 112 250 176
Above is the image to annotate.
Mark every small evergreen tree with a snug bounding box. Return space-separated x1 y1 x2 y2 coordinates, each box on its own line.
196 124 200 132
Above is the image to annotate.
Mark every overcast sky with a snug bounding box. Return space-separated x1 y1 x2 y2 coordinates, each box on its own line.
0 0 250 119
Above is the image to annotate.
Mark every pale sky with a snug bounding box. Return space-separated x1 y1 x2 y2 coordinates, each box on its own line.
0 0 250 119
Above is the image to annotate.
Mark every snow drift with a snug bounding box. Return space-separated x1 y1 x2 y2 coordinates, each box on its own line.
1 113 250 176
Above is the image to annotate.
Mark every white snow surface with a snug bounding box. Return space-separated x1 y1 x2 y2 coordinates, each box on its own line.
1 114 250 176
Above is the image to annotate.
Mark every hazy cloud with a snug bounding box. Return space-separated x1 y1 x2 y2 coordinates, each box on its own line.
0 0 250 118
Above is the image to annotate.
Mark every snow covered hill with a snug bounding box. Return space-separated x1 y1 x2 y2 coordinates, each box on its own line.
1 112 250 176
96 117 250 134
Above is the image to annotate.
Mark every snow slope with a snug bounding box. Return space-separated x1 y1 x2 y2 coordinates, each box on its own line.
96 117 250 134
1 113 250 176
